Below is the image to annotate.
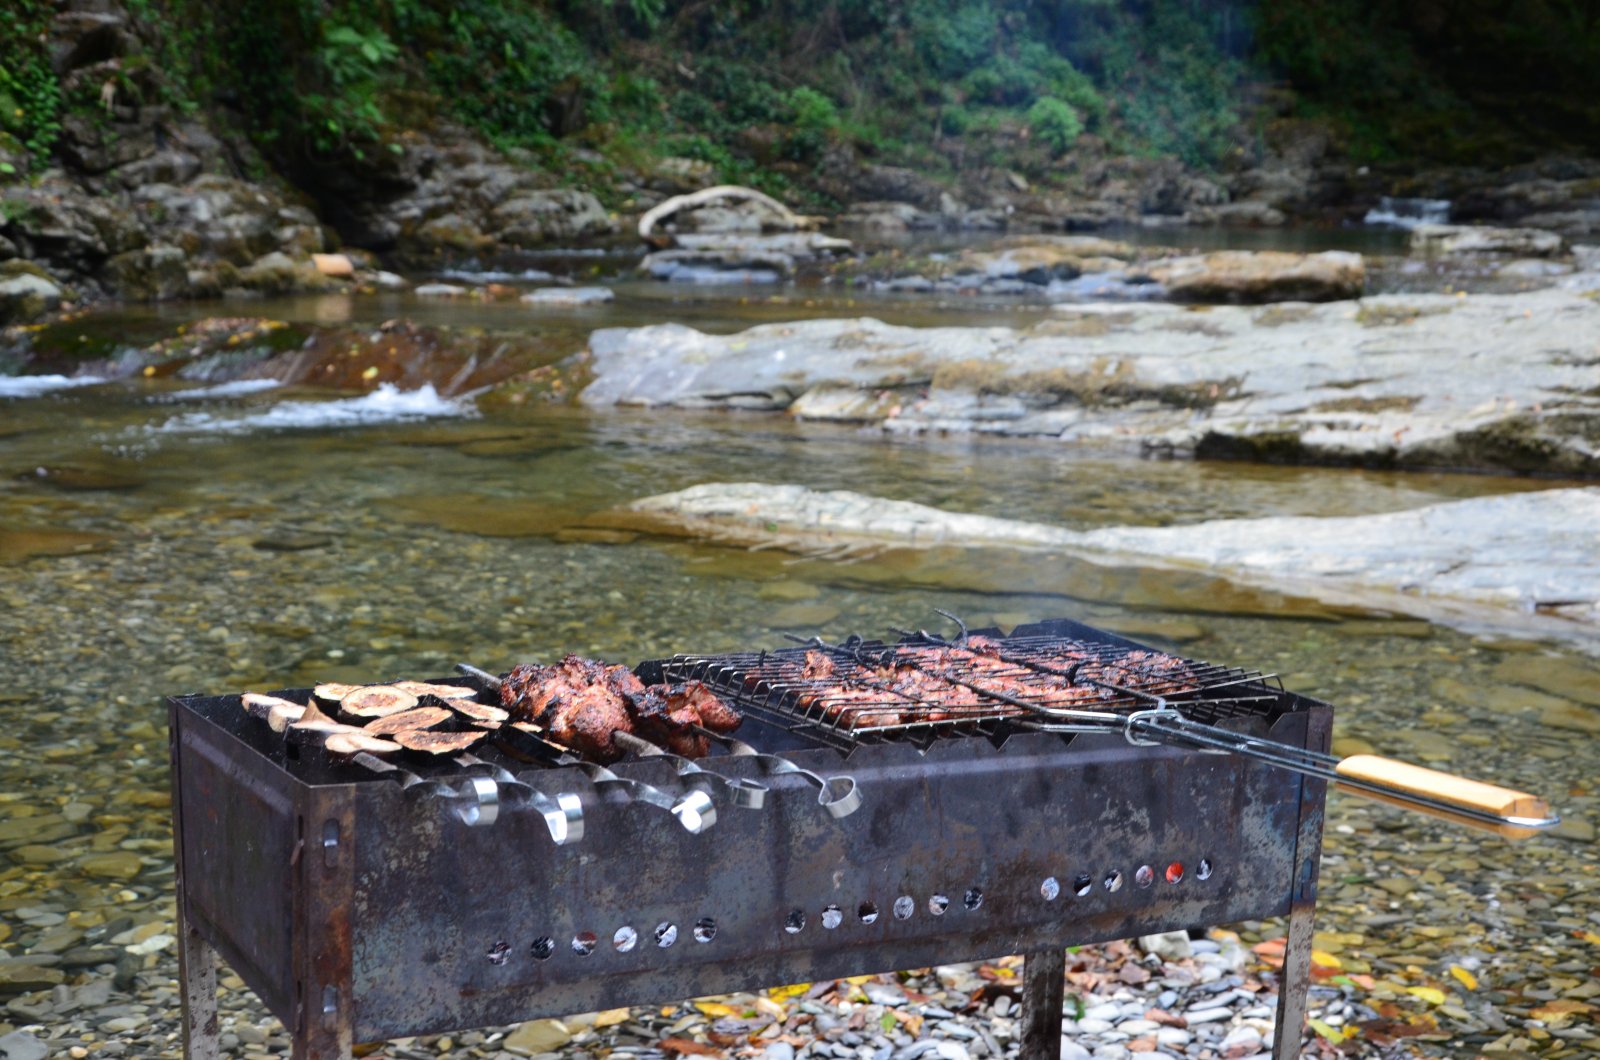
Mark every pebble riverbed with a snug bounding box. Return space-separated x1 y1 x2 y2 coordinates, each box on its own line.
1 370 1597 1059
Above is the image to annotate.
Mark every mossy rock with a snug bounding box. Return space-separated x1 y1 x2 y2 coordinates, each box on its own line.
0 260 75 325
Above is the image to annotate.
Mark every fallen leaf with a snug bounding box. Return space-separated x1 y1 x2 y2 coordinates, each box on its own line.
695 1002 741 1019
660 1039 722 1057
1308 1019 1356 1042
767 983 811 1001
753 998 786 1021
892 1010 924 1037
595 1009 631 1028
1311 950 1342 970
1406 987 1447 1006
1448 966 1478 991
1576 930 1600 946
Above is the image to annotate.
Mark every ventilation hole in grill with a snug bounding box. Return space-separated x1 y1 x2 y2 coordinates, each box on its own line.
531 937 555 961
821 904 843 929
486 941 510 965
1103 871 1124 893
1135 865 1154 888
1041 877 1060 901
893 896 914 920
859 901 879 924
784 909 805 934
694 918 717 943
963 888 983 910
613 926 638 952
929 894 949 916
1166 862 1185 884
571 932 597 956
1197 858 1213 881
1072 873 1092 897
655 922 678 948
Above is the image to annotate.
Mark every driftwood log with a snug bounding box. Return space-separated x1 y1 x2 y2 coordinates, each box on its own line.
638 184 817 243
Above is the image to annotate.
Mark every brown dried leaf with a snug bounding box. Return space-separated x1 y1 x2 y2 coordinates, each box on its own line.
659 1039 721 1057
363 707 453 736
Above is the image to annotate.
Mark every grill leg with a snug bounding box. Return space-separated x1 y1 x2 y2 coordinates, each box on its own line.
1021 948 1066 1060
1273 707 1330 1060
177 903 220 1060
1272 898 1316 1060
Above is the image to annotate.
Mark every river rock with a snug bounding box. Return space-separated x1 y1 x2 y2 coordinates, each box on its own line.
521 286 614 306
609 482 1600 638
577 287 1600 477
1411 224 1565 257
491 189 613 247
1147 250 1364 303
0 262 72 324
106 244 189 301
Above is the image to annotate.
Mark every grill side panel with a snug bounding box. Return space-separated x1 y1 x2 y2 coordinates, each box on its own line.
348 718 1317 1041
170 695 301 1024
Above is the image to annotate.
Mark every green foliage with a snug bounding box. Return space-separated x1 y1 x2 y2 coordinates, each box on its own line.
0 2 61 164
784 86 840 161
1026 97 1082 156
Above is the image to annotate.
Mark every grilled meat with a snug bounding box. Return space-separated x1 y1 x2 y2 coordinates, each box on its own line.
770 638 1197 730
500 656 739 761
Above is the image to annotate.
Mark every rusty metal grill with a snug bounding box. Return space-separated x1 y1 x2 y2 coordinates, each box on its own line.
168 616 1334 1060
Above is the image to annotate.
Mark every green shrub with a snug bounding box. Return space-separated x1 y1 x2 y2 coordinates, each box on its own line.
1026 96 1082 155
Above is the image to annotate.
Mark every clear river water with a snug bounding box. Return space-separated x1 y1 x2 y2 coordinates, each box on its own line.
1 241 1596 1057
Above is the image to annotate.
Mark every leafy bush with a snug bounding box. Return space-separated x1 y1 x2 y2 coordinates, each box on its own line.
0 2 61 163
1026 97 1082 155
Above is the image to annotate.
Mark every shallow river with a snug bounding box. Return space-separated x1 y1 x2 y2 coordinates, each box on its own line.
1 272 1596 1058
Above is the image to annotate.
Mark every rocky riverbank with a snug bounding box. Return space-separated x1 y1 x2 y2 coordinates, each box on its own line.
6 0 1600 325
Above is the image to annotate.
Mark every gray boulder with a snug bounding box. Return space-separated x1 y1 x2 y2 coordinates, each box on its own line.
0 261 72 324
1411 224 1565 257
490 189 614 247
106 244 189 301
1147 250 1364 303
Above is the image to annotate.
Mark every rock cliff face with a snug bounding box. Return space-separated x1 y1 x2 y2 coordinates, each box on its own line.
0 2 618 311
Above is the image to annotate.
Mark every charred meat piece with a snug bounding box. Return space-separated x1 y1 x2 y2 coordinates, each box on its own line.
670 680 741 733
628 680 741 757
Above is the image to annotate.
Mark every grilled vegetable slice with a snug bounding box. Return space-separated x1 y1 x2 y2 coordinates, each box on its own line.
363 707 452 736
393 729 486 754
324 732 403 756
393 680 477 700
313 682 360 703
241 693 308 733
444 697 508 725
340 685 420 717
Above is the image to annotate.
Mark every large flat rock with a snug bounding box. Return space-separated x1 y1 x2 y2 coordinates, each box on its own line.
580 286 1600 475
611 482 1600 641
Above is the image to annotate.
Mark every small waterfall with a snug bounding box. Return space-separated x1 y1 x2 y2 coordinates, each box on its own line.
1363 196 1452 228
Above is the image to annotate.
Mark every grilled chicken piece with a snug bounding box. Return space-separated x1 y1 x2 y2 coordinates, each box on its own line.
545 682 634 761
670 680 741 733
801 650 836 680
499 655 739 760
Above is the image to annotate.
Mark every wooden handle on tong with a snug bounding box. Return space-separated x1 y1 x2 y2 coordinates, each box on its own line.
1334 755 1554 840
